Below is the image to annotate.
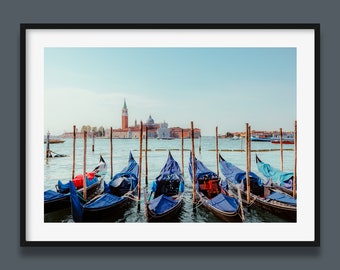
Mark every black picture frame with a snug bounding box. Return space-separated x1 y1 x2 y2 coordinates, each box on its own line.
21 23 320 247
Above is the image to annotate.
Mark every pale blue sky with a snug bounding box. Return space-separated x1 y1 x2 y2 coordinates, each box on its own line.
44 47 296 136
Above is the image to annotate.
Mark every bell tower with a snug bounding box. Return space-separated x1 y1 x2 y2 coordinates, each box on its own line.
122 98 128 130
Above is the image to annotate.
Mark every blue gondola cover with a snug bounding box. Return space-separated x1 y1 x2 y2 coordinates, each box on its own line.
109 152 139 190
155 152 183 182
44 190 69 201
188 155 218 181
219 157 263 186
207 193 239 212
256 158 294 188
148 194 179 215
57 180 70 193
266 192 297 205
83 193 124 209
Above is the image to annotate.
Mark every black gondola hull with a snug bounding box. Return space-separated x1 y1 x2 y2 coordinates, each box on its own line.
44 196 70 213
146 198 184 222
82 197 131 222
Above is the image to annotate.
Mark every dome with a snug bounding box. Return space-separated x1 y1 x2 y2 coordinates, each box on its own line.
147 115 154 125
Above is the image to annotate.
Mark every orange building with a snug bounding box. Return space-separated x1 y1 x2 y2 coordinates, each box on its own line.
170 127 201 138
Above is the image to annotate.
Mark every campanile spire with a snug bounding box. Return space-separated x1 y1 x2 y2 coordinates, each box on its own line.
122 98 128 130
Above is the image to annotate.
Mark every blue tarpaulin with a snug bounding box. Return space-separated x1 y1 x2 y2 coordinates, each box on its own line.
152 152 184 193
219 155 263 186
57 180 70 193
267 192 297 206
109 151 139 190
69 181 83 222
207 193 239 213
188 155 218 181
155 151 183 182
148 194 180 215
256 156 294 188
44 190 69 201
84 193 124 209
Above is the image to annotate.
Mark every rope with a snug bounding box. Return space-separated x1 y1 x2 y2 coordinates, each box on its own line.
122 191 139 201
193 197 204 209
243 194 258 207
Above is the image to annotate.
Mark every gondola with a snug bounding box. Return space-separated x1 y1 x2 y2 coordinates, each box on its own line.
219 154 297 222
188 155 243 222
44 155 108 213
70 152 139 222
255 155 295 196
145 151 185 222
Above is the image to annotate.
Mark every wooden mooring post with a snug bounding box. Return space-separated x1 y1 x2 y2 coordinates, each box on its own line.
72 125 76 179
246 123 251 204
181 129 184 176
145 126 148 187
293 120 297 199
215 126 219 177
45 131 50 164
137 121 143 210
83 130 87 200
92 132 95 152
280 128 283 171
191 121 197 204
110 127 113 179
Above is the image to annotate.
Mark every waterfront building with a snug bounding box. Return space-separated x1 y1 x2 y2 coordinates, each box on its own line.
62 99 201 139
157 121 171 139
109 99 201 139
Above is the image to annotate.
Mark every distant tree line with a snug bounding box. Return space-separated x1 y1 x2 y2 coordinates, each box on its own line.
80 125 105 137
225 132 234 138
218 132 235 138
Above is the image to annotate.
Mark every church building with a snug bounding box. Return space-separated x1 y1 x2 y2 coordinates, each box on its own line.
108 99 201 139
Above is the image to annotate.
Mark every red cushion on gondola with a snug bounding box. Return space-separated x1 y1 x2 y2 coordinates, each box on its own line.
72 174 84 188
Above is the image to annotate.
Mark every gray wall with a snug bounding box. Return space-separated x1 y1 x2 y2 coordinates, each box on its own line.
1 0 337 269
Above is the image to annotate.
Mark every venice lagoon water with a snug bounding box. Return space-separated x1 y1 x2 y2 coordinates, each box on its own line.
44 136 295 223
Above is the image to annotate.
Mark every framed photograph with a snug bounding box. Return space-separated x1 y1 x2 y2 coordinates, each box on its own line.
21 24 320 246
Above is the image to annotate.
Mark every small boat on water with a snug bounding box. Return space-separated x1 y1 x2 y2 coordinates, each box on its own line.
219 154 296 222
255 155 295 196
145 151 185 222
46 150 68 158
188 155 243 222
70 152 139 222
250 136 273 142
44 155 107 213
271 139 294 144
44 139 65 144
